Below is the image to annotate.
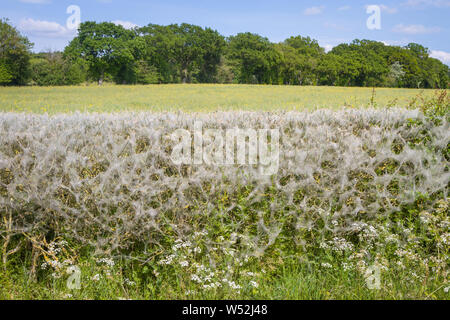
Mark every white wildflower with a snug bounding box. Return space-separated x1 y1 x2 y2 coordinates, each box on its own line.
180 260 189 267
92 274 101 281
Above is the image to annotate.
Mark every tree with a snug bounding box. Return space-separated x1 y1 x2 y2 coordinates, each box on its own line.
386 61 405 87
195 27 226 83
405 43 429 60
139 24 179 83
227 33 281 84
327 40 389 87
216 56 235 83
317 54 343 86
0 18 33 85
65 22 136 85
4 18 446 89
134 60 160 84
422 57 449 89
30 51 87 86
138 23 225 84
0 62 12 84
167 24 203 83
386 46 421 88
277 36 324 85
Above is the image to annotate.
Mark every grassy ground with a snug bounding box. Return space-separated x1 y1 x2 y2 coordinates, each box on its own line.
1 258 446 300
0 84 440 114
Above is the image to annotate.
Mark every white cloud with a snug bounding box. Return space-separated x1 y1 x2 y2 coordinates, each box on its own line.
380 39 410 46
403 0 450 7
304 6 325 15
112 20 139 29
392 24 441 34
323 44 334 53
18 18 75 38
338 6 351 11
19 0 51 3
430 50 450 64
363 4 397 13
380 5 398 13
323 22 349 31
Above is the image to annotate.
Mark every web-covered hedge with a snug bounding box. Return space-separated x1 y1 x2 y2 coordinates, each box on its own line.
0 110 448 259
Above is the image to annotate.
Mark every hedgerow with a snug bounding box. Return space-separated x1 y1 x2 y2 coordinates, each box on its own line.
0 109 448 296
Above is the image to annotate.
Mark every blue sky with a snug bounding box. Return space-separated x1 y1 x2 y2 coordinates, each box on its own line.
2 0 449 64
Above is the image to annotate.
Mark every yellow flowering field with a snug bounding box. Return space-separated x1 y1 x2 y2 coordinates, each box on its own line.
0 84 440 114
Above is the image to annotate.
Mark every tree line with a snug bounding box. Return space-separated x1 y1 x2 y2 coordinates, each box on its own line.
1 19 449 88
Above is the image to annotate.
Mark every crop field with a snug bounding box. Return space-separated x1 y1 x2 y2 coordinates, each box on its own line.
0 85 448 300
0 84 439 113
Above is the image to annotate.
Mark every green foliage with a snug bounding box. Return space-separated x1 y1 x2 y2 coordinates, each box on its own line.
408 89 450 119
30 52 87 86
64 22 226 85
3 16 447 88
0 191 448 300
216 57 235 84
322 40 389 87
0 109 448 300
1 251 447 300
317 40 449 89
65 21 136 85
134 60 160 84
0 62 12 84
386 61 405 87
0 18 32 85
139 23 226 84
0 96 449 299
227 33 282 84
276 36 324 85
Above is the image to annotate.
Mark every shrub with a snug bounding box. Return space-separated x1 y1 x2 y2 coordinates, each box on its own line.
30 53 87 86
0 109 448 289
0 63 12 85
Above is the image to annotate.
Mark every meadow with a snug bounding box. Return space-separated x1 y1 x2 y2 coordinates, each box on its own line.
0 84 439 113
0 85 448 300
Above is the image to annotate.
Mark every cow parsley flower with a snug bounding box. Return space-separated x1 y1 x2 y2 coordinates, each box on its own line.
180 260 189 267
92 274 101 281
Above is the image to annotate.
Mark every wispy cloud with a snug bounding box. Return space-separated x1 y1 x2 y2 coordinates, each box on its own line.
380 39 410 46
392 24 441 34
337 6 351 11
363 4 398 13
323 22 349 31
402 0 450 7
18 0 51 3
430 50 450 64
18 18 75 38
380 5 398 13
303 6 325 15
112 20 139 29
323 44 334 52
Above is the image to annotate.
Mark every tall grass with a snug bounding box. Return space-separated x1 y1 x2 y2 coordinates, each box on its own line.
0 84 443 114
